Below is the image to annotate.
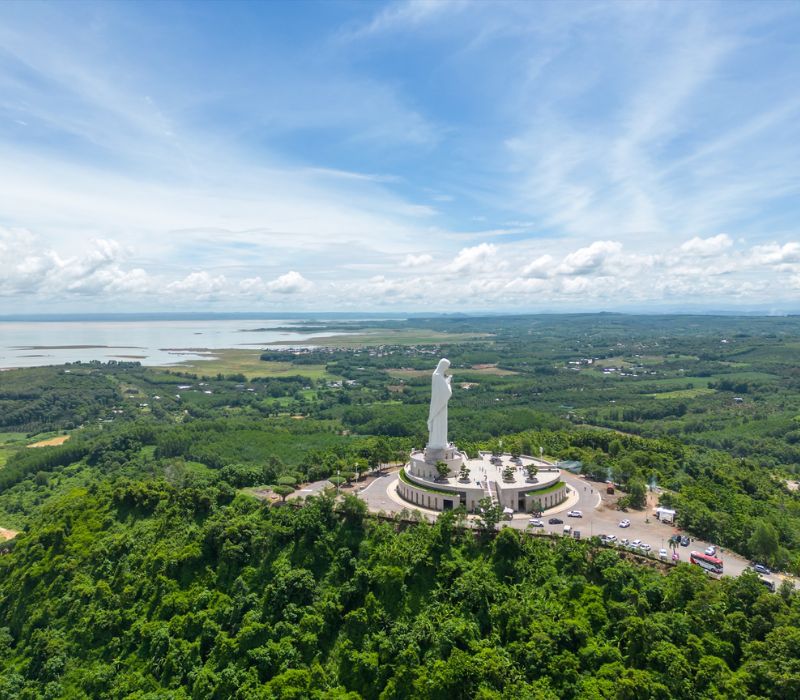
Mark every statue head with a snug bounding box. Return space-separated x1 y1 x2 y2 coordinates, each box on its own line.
435 358 450 374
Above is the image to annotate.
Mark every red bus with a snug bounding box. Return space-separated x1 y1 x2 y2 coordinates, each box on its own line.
690 551 723 574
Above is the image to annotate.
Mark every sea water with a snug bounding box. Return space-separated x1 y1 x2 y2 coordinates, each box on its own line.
0 316 353 368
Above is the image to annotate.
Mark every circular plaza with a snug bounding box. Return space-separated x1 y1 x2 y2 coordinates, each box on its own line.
397 448 567 514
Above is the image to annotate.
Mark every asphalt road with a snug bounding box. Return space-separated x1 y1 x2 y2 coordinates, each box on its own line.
350 468 797 587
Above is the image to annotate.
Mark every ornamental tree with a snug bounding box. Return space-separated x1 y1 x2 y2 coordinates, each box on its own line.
271 484 294 503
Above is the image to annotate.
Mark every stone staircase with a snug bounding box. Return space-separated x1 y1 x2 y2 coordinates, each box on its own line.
483 478 500 508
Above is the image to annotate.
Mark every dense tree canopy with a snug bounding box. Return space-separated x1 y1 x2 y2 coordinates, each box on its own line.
1 482 799 699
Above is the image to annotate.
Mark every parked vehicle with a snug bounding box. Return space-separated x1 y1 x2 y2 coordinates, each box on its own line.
753 563 772 575
680 536 690 547
759 576 776 592
654 507 676 524
659 548 668 560
548 517 563 525
705 545 717 556
563 525 572 535
619 519 631 528
691 551 723 574
639 543 652 552
619 538 629 547
528 518 543 528
631 539 642 548
567 510 583 518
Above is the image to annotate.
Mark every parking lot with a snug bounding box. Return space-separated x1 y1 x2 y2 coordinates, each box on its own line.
505 471 787 583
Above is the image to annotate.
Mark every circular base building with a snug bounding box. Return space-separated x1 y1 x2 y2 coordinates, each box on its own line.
397 445 567 514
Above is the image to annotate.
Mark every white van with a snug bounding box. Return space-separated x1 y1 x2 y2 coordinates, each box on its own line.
563 524 572 535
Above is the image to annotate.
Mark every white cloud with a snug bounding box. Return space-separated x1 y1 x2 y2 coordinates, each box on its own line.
750 242 800 266
0 229 154 299
343 0 464 40
521 254 554 278
238 271 313 296
556 241 622 276
400 253 433 268
266 271 313 294
166 271 227 298
447 243 500 273
679 234 732 257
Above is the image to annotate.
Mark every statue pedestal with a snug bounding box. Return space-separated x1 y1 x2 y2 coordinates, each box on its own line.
409 444 465 480
424 444 459 464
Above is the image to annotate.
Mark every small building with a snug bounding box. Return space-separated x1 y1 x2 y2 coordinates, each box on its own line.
655 507 676 524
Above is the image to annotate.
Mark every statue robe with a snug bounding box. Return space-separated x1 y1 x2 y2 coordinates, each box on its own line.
427 358 451 449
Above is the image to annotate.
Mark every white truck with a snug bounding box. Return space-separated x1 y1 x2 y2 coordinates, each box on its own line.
655 507 676 524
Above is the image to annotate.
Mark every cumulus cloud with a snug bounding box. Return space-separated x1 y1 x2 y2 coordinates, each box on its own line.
266 271 312 294
166 271 227 297
0 228 153 299
555 241 622 276
447 243 500 273
750 242 800 267
400 253 433 268
679 234 732 257
522 254 554 279
238 271 313 296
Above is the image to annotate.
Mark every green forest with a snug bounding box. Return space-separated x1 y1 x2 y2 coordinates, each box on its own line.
2 483 800 699
1 313 800 697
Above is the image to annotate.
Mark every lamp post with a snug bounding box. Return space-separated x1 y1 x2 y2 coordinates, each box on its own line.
336 468 340 496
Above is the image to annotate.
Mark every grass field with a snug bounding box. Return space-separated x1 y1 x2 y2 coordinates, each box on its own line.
635 354 700 365
0 432 28 468
267 329 488 347
386 365 517 379
0 432 28 445
649 388 717 400
640 372 776 391
593 356 634 368
159 349 336 380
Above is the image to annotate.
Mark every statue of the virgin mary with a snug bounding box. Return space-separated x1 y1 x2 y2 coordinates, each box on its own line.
427 358 452 449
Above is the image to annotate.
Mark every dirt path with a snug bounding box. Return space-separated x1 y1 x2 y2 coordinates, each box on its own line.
0 527 19 541
27 435 70 448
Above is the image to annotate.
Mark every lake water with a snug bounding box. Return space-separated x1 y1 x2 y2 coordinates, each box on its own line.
0 318 347 368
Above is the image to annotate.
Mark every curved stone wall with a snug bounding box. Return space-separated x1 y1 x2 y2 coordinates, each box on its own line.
397 452 568 514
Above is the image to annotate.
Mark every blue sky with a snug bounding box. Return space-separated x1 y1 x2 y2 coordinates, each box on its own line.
1 0 799 312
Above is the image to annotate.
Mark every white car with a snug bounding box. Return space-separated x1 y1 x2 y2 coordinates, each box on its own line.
631 539 642 548
619 538 629 547
567 510 583 518
618 519 631 528
659 548 668 560
705 545 717 556
528 518 544 527
640 543 652 552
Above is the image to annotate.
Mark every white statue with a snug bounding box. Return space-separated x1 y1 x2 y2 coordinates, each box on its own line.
427 358 452 449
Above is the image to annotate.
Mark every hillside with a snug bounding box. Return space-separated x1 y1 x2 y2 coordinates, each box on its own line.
1 483 798 699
